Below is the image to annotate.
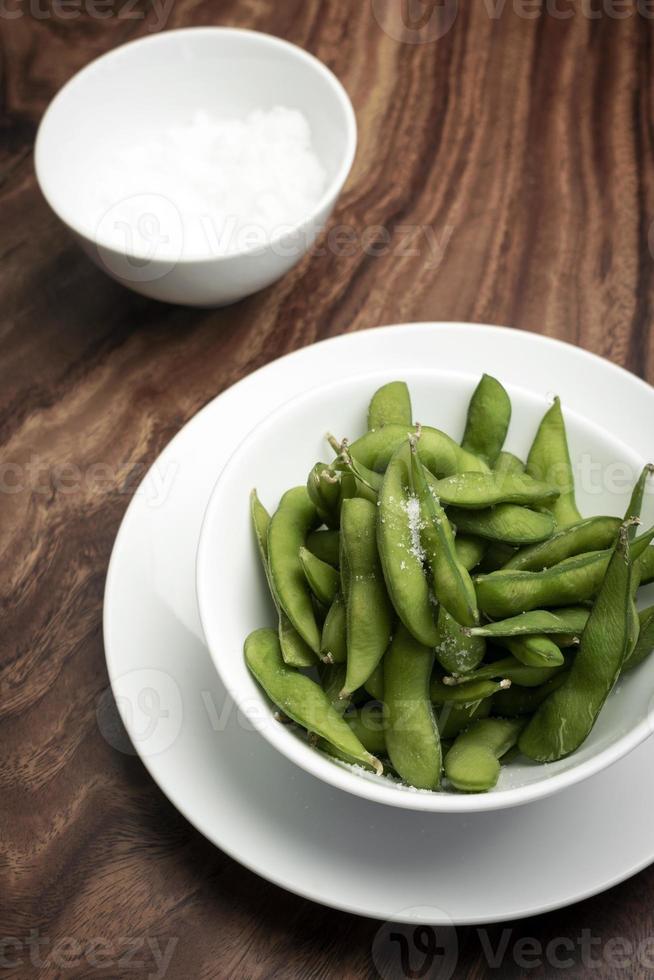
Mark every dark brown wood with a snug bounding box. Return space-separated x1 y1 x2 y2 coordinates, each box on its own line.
2 1 654 977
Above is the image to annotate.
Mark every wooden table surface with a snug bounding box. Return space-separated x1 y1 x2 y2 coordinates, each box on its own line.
2 1 654 977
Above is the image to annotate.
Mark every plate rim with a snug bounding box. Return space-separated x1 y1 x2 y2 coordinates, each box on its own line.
104 321 654 923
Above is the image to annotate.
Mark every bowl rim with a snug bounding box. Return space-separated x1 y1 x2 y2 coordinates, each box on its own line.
196 365 654 814
34 26 358 265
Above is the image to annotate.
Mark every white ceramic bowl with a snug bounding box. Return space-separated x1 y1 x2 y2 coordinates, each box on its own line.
197 368 654 812
35 28 357 307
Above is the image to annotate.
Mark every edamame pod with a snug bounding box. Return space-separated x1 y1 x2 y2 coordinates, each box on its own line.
437 698 492 739
454 535 488 572
364 661 385 700
497 635 565 668
245 629 383 774
251 490 317 668
623 606 654 671
368 381 413 430
299 547 340 607
435 607 486 675
478 542 517 572
468 607 590 640
637 545 654 584
341 498 393 697
384 626 442 790
503 516 622 572
349 424 489 476
625 464 654 536
433 471 559 509
494 451 526 476
444 655 566 688
430 676 511 705
410 438 479 627
320 663 348 708
526 397 582 527
461 374 512 467
475 528 654 618
449 504 556 545
318 705 387 765
377 442 439 647
491 671 570 717
445 718 524 792
519 524 636 762
307 463 341 529
306 529 340 567
268 487 322 653
321 594 347 664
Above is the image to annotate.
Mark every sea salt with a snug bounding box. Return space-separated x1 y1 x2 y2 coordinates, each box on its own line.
88 107 327 259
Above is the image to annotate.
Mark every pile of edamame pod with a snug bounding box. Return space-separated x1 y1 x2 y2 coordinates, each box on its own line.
245 376 654 793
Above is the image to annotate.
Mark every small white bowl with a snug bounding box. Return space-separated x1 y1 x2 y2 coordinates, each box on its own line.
196 368 654 813
35 28 357 307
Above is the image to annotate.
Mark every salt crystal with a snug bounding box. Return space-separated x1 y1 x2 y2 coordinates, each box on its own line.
85 106 327 259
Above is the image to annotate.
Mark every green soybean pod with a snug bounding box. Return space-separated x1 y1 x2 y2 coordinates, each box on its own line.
433 471 559 509
334 450 383 504
519 524 636 762
349 424 489 476
526 397 582 528
623 606 654 671
299 547 340 607
475 528 654 619
320 663 348 707
625 464 654 535
478 542 517 573
491 671 570 717
321 593 347 664
368 381 413 430
377 441 439 647
445 718 524 793
449 504 556 545
475 550 610 619
430 675 511 705
384 626 442 790
435 607 486 676
503 516 622 572
251 490 316 668
495 451 526 476
461 374 512 467
454 535 488 572
307 463 341 529
410 438 479 627
469 607 590 640
445 656 566 688
245 629 383 774
637 545 654 584
364 660 385 700
497 635 565 669
268 487 322 654
341 498 393 697
437 698 492 739
306 529 340 567
318 705 387 763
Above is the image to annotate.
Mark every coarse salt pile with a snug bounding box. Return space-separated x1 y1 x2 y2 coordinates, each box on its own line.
90 107 327 259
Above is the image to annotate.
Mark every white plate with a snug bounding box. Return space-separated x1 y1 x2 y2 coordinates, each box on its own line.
197 367 654 812
104 323 654 923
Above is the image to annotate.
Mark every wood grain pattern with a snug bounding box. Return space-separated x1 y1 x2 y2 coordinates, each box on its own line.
2 1 654 977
